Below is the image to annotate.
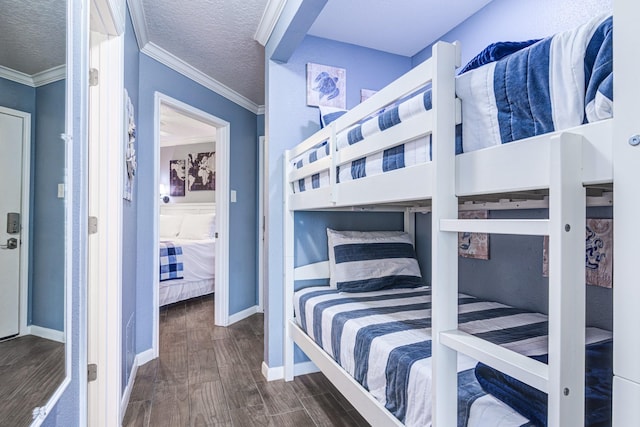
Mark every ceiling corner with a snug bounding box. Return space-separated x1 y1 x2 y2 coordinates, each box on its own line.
126 0 149 49
141 42 261 115
254 0 288 46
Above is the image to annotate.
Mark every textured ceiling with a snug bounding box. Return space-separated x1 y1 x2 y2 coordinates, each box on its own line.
0 0 66 75
141 0 268 105
160 103 217 147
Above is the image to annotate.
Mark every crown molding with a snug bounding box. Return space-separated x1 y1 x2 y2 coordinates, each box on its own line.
141 42 260 114
0 65 34 87
126 0 149 49
32 65 66 87
257 105 265 115
254 0 288 46
0 64 66 88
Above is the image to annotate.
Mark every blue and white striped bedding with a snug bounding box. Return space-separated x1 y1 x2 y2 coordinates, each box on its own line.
293 286 612 426
291 14 612 193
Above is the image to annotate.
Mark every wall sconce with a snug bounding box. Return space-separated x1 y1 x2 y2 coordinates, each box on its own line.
159 184 170 203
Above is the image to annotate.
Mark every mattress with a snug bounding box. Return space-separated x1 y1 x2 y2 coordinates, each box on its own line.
159 238 215 306
293 285 612 427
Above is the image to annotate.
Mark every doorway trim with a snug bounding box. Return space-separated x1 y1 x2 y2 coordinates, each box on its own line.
0 106 31 337
152 93 230 357
257 136 265 312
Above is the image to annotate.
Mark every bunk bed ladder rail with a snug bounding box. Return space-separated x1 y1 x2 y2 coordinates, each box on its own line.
434 132 587 427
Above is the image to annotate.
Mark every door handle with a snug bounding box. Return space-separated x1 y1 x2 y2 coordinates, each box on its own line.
0 238 18 249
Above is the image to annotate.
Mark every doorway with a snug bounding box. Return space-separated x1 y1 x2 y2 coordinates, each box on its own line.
0 106 31 340
152 93 230 359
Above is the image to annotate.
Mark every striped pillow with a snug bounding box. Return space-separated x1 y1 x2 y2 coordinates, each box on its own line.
327 229 424 292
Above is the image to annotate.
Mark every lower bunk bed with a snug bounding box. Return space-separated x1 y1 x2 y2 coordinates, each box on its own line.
291 284 612 427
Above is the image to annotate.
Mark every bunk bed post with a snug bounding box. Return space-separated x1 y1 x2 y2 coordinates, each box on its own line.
430 40 461 427
612 2 640 425
283 150 295 381
404 208 415 245
547 133 586 427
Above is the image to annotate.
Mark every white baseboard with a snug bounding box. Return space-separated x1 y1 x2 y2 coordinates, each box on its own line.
28 325 65 343
120 356 140 423
261 360 319 381
120 349 158 422
228 304 259 325
136 348 156 366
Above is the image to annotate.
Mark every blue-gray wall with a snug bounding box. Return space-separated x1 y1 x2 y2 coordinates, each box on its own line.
122 6 140 394
135 54 259 353
31 80 66 331
412 0 612 67
265 28 413 367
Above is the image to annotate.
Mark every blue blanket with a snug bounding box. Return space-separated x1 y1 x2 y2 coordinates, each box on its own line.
159 241 184 282
475 340 613 427
457 14 613 153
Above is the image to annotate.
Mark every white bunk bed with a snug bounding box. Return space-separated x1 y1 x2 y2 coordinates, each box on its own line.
282 13 622 427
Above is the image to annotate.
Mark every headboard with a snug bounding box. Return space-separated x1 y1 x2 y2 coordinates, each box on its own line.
159 202 215 216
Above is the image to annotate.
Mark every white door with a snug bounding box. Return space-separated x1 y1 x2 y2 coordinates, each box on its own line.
0 109 27 339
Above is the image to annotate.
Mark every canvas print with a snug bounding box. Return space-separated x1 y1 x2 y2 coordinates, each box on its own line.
307 63 346 108
169 160 186 196
542 218 613 288
360 89 377 103
187 152 215 191
458 210 489 259
123 89 137 201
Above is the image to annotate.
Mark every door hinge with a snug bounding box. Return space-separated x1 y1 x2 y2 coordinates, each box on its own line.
89 68 99 87
88 363 97 382
88 216 98 234
215 232 219 238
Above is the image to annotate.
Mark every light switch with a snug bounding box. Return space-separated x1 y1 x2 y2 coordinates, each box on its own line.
57 183 65 198
230 190 237 203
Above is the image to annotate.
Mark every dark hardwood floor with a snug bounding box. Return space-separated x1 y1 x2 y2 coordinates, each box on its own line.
0 335 65 427
123 295 369 426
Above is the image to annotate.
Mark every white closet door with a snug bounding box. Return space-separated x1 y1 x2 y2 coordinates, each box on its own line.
0 110 24 339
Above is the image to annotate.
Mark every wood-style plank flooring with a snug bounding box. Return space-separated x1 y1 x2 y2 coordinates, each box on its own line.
0 335 65 427
123 295 370 426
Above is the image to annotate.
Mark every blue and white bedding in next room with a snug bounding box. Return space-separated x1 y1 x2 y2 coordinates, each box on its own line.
293 286 612 426
291 13 612 193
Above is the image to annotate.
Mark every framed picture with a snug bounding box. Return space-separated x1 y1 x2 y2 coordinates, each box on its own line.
542 218 613 288
187 152 215 191
123 89 137 201
458 210 489 259
169 160 186 196
306 62 346 109
360 89 377 103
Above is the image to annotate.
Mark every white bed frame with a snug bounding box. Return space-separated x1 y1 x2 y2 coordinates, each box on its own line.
282 9 640 424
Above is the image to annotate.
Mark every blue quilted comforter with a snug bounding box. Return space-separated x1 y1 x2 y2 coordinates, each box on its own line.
456 14 612 153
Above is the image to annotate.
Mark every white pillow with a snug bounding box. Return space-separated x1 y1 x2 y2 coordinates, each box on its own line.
327 228 423 292
178 213 216 240
159 215 184 239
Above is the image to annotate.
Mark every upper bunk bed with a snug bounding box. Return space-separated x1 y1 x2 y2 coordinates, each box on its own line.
284 14 613 211
282 12 618 427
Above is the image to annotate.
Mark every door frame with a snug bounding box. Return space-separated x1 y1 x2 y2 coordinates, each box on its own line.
257 135 265 312
152 93 231 357
0 106 31 337
87 24 124 427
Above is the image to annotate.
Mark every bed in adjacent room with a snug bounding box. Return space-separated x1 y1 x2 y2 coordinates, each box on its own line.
158 204 216 306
